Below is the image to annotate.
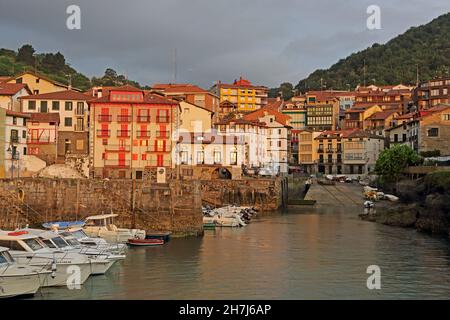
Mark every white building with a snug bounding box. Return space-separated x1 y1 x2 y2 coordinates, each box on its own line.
215 116 268 168
0 109 30 178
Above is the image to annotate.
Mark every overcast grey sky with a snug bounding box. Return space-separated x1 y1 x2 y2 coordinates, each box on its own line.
0 0 449 88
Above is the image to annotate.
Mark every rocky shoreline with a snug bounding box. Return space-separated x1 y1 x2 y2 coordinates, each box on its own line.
360 171 450 237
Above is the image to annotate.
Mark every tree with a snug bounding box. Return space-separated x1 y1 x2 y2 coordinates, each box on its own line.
375 145 422 182
17 44 35 66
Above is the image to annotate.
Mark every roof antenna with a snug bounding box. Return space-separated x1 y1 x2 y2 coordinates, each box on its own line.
173 48 177 83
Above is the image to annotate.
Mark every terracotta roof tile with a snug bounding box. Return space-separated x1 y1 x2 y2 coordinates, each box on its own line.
28 112 60 123
0 83 29 95
19 90 92 101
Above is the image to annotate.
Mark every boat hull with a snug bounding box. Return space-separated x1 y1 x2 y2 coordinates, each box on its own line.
90 260 115 275
127 239 164 246
0 273 41 298
39 263 91 287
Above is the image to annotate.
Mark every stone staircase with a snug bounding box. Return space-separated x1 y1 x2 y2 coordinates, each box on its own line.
0 188 44 230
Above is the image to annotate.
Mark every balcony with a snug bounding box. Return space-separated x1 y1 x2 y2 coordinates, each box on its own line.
74 125 85 132
117 115 132 123
117 130 131 138
10 136 19 143
317 148 324 153
156 131 170 139
156 116 170 123
104 159 131 168
147 144 171 153
28 137 52 144
136 130 151 139
98 115 112 122
104 144 131 152
137 115 151 123
144 159 171 167
96 130 111 137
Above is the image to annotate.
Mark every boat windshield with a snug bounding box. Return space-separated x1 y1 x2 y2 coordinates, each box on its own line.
71 230 88 239
41 239 57 248
51 237 69 248
23 238 44 251
65 238 79 246
0 250 15 263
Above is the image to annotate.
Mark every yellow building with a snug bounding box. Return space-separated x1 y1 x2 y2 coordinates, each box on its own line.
0 83 31 111
178 101 213 133
298 130 322 173
211 77 268 112
4 71 71 95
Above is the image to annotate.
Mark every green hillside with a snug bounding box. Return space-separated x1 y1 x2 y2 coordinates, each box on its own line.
0 45 141 91
297 12 450 91
273 12 450 96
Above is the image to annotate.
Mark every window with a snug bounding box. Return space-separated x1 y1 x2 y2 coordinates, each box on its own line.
22 130 26 139
197 151 204 164
443 114 450 121
52 101 60 110
12 116 17 125
427 128 439 137
65 101 73 111
10 129 19 143
180 151 188 164
28 101 36 110
76 102 84 115
40 101 48 113
214 151 221 164
33 90 39 95
230 150 238 165
65 117 73 127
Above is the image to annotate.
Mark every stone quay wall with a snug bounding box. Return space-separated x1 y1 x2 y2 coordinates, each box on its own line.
0 177 284 235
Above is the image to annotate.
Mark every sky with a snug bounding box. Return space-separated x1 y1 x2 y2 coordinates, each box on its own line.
0 0 449 88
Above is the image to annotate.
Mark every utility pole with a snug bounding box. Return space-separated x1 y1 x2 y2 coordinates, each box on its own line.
363 59 366 87
173 48 177 83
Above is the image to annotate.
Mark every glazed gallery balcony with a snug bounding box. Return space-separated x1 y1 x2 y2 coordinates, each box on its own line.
96 129 111 137
97 115 112 122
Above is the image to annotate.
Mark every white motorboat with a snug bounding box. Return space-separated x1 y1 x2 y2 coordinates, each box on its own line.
20 229 120 276
0 247 52 298
83 214 145 243
59 228 127 254
0 230 92 287
203 213 246 227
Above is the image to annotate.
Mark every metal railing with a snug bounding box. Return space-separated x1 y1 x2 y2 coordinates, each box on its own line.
96 129 111 137
97 115 112 122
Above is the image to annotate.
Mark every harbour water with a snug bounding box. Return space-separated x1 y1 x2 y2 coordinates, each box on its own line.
32 204 450 300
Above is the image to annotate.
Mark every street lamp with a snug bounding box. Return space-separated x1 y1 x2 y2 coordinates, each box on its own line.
7 145 19 179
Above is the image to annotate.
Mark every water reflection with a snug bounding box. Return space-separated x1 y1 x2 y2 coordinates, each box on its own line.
33 206 450 299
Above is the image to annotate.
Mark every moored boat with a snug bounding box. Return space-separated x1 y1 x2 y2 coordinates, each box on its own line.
127 238 164 246
0 247 52 298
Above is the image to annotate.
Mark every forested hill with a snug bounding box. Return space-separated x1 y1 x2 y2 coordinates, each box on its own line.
0 44 141 91
297 12 450 91
278 12 450 96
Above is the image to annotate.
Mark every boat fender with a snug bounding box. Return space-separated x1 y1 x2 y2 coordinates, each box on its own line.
51 258 57 278
17 188 25 202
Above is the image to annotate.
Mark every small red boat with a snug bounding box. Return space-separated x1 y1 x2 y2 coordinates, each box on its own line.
127 238 164 246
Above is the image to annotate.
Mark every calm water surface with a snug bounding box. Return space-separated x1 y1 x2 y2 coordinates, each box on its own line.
34 205 450 299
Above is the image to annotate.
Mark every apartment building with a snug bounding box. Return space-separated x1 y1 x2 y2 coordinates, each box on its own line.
344 105 382 130
215 116 268 169
176 132 245 180
354 84 414 113
89 86 179 179
243 107 292 174
26 113 60 165
418 104 450 156
178 100 213 133
0 109 30 178
415 77 450 110
0 83 31 111
298 130 322 174
385 119 420 151
211 77 268 113
314 129 384 175
20 90 91 159
3 71 71 95
364 110 399 136
152 83 219 120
